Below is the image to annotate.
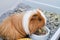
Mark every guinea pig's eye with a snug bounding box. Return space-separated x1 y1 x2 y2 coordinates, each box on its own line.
38 18 42 22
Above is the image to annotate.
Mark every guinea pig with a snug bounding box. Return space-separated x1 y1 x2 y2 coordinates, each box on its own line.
0 9 46 40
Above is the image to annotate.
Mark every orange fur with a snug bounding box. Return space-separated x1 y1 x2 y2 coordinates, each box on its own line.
0 9 46 40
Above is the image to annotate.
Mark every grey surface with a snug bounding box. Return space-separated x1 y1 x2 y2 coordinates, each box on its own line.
0 38 3 40
0 0 22 15
24 0 60 14
31 0 60 7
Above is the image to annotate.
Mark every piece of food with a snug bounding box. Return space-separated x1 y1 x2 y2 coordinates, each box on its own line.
34 27 47 35
17 38 32 40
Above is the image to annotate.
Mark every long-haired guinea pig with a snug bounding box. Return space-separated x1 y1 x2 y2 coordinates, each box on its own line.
0 9 46 40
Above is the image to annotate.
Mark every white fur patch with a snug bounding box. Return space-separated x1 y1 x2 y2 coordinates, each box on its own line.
22 10 37 35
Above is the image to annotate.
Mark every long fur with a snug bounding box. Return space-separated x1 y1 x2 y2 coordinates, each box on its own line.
0 9 46 40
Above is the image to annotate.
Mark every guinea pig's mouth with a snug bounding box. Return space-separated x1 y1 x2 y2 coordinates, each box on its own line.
34 27 48 35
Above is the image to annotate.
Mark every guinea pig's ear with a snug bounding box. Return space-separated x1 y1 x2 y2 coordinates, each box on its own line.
36 9 46 28
37 9 46 23
31 14 37 19
36 9 41 12
36 9 41 16
30 9 41 21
